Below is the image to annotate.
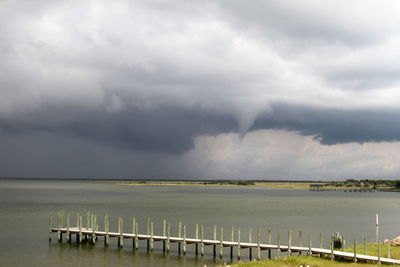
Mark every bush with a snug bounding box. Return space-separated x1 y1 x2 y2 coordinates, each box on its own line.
333 232 344 249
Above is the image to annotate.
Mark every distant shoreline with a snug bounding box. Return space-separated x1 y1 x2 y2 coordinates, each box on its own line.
114 181 320 189
2 178 399 191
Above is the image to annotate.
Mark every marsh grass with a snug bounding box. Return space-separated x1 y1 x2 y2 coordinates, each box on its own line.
228 255 380 267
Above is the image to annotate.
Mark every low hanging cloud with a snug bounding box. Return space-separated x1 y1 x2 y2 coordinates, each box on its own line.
1 0 400 178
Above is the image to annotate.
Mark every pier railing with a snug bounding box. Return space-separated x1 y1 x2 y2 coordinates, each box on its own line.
48 211 400 264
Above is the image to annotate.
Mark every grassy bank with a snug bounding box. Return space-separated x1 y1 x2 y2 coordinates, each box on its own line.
227 255 379 267
254 182 320 189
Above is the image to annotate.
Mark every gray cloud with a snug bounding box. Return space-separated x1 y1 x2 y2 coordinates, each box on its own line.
1 0 400 178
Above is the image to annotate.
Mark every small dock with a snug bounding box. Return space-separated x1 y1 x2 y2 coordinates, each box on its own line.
49 211 400 264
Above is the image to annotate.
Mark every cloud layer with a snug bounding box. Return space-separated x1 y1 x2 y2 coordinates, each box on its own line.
1 0 400 178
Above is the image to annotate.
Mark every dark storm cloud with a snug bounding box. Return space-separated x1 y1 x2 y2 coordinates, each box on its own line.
253 104 400 145
0 106 237 153
1 102 400 155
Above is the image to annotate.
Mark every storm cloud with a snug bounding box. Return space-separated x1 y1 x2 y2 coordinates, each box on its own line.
1 0 400 178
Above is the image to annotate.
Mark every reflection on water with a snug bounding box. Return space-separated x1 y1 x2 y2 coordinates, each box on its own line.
0 179 399 266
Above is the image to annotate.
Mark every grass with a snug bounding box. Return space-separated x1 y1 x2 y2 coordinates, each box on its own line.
227 255 380 267
342 242 400 259
254 182 322 190
226 243 399 267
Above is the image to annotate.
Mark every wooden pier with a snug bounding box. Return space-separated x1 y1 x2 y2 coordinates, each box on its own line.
48 211 400 265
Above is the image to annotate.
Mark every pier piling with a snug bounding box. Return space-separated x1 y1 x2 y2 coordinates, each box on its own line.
167 223 170 253
256 228 261 260
248 228 252 260
183 224 186 255
220 227 224 259
237 227 241 260
230 226 234 259
213 225 217 258
150 221 154 252
200 225 204 257
48 213 52 242
163 219 166 252
195 224 199 256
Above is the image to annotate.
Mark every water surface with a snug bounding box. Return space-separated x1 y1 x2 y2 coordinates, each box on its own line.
0 179 398 266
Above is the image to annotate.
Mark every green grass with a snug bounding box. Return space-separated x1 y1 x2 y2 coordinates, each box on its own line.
342 242 400 259
226 243 399 267
227 255 380 267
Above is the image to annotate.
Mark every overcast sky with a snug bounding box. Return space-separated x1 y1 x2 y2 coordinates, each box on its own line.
1 0 400 180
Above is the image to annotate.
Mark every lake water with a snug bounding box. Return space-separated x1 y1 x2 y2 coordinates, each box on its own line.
1 179 399 266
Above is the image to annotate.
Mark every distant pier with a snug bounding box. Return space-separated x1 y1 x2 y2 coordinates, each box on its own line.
48 211 399 264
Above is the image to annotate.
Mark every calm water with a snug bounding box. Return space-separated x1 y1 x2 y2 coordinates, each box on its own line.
1 179 399 266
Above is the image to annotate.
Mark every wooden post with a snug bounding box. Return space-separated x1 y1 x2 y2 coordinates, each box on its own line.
268 229 272 259
331 235 334 260
299 230 302 247
132 217 136 249
298 230 302 255
104 215 109 247
257 228 261 261
66 212 70 242
118 217 123 248
353 240 357 262
183 224 186 255
288 230 292 257
167 223 170 253
248 228 252 260
135 222 139 250
178 221 182 255
120 217 124 248
79 215 83 243
90 214 93 242
376 213 379 243
308 233 312 256
230 226 234 259
378 239 381 264
76 213 79 243
150 221 154 252
277 230 280 259
363 237 366 255
220 227 224 259
195 224 199 256
85 211 89 241
91 214 96 244
200 225 204 257
388 242 391 259
117 217 121 247
320 232 323 248
163 219 166 252
237 227 241 260
213 225 217 258
58 211 61 242
86 211 90 230
48 213 52 242
61 210 64 229
147 218 150 251
342 238 345 251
